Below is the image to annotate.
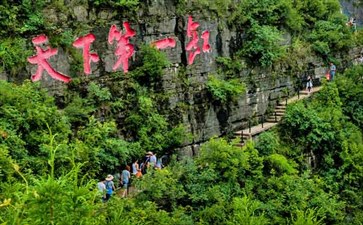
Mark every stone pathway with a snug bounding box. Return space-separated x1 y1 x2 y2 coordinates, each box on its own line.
234 86 322 146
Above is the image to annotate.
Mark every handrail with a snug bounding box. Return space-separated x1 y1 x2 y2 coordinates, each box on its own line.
236 79 322 147
241 130 244 145
248 119 251 133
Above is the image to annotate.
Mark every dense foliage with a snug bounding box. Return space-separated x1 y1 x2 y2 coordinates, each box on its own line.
1 66 363 224
1 0 363 224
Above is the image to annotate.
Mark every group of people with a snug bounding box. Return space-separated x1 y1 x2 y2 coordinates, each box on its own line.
306 62 336 92
97 151 166 202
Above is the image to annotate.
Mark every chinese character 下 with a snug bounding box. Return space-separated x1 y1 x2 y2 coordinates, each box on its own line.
73 33 100 75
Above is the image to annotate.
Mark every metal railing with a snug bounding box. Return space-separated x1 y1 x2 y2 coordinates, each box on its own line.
238 70 322 145
239 91 290 145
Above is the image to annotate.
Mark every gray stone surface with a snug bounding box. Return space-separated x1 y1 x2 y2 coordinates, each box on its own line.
73 5 88 22
0 71 7 81
6 2 358 152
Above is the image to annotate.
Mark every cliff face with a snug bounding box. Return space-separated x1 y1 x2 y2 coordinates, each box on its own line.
2 0 349 155
341 0 362 26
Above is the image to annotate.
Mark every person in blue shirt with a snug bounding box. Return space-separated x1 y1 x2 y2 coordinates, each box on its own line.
329 62 336 81
104 175 115 201
121 166 131 197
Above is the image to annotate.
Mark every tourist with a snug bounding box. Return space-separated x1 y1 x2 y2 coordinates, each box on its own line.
121 166 131 197
149 152 157 168
105 174 115 201
97 177 106 202
113 171 121 189
329 62 336 81
306 75 313 93
359 55 363 63
132 159 139 176
141 152 151 174
155 158 162 169
136 168 143 178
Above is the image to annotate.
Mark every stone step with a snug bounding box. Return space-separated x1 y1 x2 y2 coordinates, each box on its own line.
276 105 286 109
235 136 252 142
275 112 285 116
234 142 245 147
265 116 282 122
275 109 286 113
266 117 281 123
234 131 252 137
299 91 310 95
234 132 252 140
231 87 321 150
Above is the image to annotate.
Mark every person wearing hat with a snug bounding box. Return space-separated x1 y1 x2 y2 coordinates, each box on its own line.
105 174 115 201
141 152 152 174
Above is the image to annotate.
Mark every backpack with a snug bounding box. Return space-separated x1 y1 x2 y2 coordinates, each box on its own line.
105 180 113 190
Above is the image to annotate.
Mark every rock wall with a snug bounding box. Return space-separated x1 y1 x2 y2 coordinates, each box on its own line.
1 1 339 156
341 0 363 26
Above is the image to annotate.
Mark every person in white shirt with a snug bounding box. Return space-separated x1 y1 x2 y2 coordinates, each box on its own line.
97 178 106 202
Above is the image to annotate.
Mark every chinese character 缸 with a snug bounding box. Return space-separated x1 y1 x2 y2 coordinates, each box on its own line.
186 16 211 65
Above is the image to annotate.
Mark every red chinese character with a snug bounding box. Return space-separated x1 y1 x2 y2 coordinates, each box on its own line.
108 22 136 73
73 33 99 75
186 16 211 65
27 35 71 83
151 37 176 50
201 31 211 53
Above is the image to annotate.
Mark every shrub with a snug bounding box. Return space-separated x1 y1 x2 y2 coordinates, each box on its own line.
239 24 286 67
206 75 246 103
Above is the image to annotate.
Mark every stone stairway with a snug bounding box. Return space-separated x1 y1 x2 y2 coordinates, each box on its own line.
265 104 286 123
233 87 321 147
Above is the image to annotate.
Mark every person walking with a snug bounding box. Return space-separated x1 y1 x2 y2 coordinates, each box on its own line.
306 75 313 93
97 177 106 202
132 159 139 176
136 168 143 178
121 166 131 197
149 152 157 168
329 62 336 81
141 152 151 174
104 175 115 201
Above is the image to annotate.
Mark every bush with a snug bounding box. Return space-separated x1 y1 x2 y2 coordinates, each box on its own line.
308 18 353 56
131 45 170 84
239 24 285 67
206 75 246 103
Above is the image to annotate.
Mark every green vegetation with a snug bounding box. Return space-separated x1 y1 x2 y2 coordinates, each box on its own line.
1 66 363 223
238 24 285 67
0 38 32 75
89 0 140 10
206 75 246 103
1 0 363 224
225 0 352 66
